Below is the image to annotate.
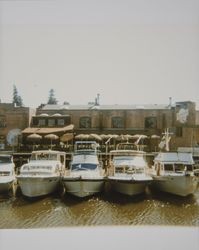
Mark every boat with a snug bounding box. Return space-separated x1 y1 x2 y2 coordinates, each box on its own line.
107 143 152 196
150 129 198 196
62 141 105 198
0 154 16 193
17 150 66 198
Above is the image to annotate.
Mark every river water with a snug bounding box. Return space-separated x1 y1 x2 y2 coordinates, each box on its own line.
0 184 199 229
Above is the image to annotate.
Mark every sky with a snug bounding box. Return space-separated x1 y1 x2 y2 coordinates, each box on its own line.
0 0 199 108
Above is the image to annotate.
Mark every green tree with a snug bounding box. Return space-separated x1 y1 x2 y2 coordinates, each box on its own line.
12 85 23 106
47 89 57 104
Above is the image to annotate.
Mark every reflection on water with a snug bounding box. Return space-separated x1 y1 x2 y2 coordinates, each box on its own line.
0 186 199 229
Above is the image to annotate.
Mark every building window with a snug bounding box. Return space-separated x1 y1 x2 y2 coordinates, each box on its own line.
145 117 157 129
38 119 46 126
112 117 124 128
32 117 38 126
0 117 6 128
48 119 55 127
176 127 183 137
79 117 91 128
57 119 65 126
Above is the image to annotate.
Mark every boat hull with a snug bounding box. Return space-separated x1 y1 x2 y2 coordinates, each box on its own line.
108 178 149 196
17 176 60 198
63 177 105 198
151 175 198 197
0 180 14 193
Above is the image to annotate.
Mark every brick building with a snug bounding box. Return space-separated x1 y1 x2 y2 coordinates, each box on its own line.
22 100 199 151
0 103 35 150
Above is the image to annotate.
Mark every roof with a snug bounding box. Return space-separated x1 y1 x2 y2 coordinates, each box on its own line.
41 104 171 111
31 150 66 155
22 124 74 134
154 152 194 164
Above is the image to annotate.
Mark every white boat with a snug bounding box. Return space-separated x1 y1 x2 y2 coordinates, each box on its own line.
62 141 105 198
17 150 66 198
151 152 198 197
108 143 152 196
150 129 198 197
0 155 16 193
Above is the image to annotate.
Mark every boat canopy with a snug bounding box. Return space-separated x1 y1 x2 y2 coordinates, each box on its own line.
154 152 194 164
22 124 74 134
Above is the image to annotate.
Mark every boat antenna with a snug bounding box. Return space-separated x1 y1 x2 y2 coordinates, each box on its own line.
159 128 173 151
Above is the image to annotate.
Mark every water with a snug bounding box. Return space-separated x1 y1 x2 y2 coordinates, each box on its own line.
0 185 199 229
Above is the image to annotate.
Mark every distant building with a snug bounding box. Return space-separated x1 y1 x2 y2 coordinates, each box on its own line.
0 103 35 150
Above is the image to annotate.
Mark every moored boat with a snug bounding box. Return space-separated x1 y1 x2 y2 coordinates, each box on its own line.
62 141 105 198
150 129 198 197
108 143 152 196
150 152 198 196
17 150 66 198
0 154 16 193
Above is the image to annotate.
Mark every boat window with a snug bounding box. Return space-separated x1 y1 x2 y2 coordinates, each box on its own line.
115 166 126 173
48 154 57 160
38 153 49 160
71 163 97 171
0 156 12 163
174 164 185 172
135 168 144 174
30 154 36 160
22 164 30 170
164 164 174 171
116 144 136 150
31 153 58 161
186 165 193 171
0 171 10 176
22 165 52 170
60 155 65 164
115 166 135 174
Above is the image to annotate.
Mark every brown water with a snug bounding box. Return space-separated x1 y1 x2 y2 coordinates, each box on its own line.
0 185 199 229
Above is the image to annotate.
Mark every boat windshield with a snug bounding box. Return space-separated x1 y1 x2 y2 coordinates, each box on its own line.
0 171 10 176
0 156 12 164
113 156 135 166
71 163 97 171
74 150 96 156
30 153 58 161
113 156 146 168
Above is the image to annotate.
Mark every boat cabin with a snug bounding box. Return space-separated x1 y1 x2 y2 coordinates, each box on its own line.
154 152 194 175
109 143 148 175
0 155 15 177
74 141 100 154
30 150 66 164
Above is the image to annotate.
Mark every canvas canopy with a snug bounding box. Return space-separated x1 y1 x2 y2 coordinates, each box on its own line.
22 124 74 134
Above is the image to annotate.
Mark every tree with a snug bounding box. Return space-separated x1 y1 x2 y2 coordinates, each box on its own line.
12 85 23 106
47 89 57 104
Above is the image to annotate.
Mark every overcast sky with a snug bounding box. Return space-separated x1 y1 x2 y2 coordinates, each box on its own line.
0 0 199 108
